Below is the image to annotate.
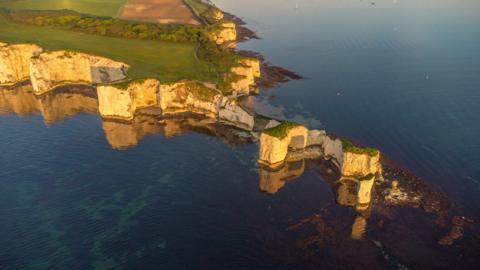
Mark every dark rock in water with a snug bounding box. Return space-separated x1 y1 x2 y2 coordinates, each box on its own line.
236 50 303 89
223 12 260 42
256 64 303 89
377 219 385 228
452 216 466 226
452 216 473 226
438 236 454 246
379 163 451 214
449 226 463 240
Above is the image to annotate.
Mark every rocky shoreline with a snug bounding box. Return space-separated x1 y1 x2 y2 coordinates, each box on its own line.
1 50 477 269
222 11 259 42
0 3 466 221
0 2 477 266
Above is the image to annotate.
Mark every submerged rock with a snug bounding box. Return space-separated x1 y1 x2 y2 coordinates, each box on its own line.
384 180 421 206
452 216 473 226
438 235 454 246
351 216 367 240
449 226 463 240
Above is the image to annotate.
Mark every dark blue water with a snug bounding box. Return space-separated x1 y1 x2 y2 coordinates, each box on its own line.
1 0 480 269
219 0 480 212
0 112 340 269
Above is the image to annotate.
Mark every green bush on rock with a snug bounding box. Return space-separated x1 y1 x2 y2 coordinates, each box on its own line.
263 121 301 139
341 138 379 157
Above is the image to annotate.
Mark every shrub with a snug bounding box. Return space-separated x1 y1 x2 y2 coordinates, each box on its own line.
123 31 137 38
341 138 379 157
57 15 80 25
262 121 301 139
132 24 148 33
358 173 375 181
95 26 107 35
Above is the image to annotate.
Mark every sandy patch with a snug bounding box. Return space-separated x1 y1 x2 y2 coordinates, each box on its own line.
119 0 200 25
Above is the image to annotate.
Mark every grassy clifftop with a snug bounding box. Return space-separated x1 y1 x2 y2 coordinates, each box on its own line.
263 121 301 139
0 15 218 83
0 0 127 17
341 138 379 157
0 0 223 24
0 0 246 89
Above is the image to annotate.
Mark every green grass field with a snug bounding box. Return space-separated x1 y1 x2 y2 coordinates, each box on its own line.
184 0 216 24
184 0 209 15
0 15 219 83
0 0 126 17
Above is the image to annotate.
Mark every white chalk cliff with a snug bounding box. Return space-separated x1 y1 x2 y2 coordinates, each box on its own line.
341 151 382 178
258 125 383 181
0 43 42 86
97 80 250 123
1 43 129 92
0 42 262 125
230 57 261 95
258 124 310 167
97 79 158 120
210 22 237 47
30 50 129 95
158 81 222 118
219 98 254 130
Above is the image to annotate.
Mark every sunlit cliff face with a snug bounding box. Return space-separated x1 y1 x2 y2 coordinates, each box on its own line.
0 42 266 126
2 82 377 211
0 43 42 86
0 82 257 149
0 39 262 95
0 44 447 245
0 62 455 250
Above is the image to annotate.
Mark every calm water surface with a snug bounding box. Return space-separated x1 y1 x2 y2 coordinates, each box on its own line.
219 0 480 211
1 0 480 269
